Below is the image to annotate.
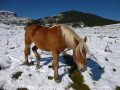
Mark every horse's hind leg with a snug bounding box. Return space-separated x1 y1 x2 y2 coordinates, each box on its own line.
24 43 31 66
32 46 41 69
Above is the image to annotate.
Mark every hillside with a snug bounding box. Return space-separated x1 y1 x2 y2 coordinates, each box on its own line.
0 10 33 25
26 11 120 27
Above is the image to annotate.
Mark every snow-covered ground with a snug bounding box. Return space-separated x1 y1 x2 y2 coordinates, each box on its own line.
0 23 120 90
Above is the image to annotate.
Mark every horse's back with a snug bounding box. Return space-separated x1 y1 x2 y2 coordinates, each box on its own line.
32 25 63 51
25 24 66 52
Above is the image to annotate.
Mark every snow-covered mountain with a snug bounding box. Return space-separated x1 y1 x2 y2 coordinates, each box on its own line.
0 10 33 25
0 23 120 90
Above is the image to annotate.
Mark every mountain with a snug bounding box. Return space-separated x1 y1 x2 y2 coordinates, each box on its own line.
27 11 120 27
0 10 33 25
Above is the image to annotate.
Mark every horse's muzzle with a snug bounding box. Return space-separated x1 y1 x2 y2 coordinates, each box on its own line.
78 64 87 72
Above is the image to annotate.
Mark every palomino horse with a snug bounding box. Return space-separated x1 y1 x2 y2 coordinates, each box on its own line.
24 24 89 83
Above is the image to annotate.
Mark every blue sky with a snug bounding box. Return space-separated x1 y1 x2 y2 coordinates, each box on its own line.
0 0 120 21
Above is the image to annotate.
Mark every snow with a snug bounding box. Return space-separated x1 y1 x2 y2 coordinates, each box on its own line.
0 23 120 90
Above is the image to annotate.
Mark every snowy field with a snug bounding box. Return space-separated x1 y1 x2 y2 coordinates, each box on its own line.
0 23 120 90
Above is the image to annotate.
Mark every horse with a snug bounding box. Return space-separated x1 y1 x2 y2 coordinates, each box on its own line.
24 24 89 83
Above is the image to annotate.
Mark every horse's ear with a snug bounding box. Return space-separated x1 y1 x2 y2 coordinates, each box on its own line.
84 36 87 43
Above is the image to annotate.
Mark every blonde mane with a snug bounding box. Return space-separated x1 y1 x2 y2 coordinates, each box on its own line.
60 25 89 55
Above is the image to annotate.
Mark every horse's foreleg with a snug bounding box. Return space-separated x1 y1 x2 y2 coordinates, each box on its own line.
51 62 54 70
24 44 30 66
52 50 61 83
32 46 41 69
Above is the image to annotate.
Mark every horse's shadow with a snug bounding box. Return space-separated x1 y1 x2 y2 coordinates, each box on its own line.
32 56 104 81
87 58 105 81
40 57 53 65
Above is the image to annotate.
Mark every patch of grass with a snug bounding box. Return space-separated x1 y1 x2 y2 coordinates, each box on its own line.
71 83 79 89
12 72 23 79
116 86 120 90
71 83 90 90
62 51 70 56
67 67 72 71
113 68 116 72
48 76 54 80
98 35 106 39
10 47 15 49
105 57 108 61
63 54 90 90
17 88 28 90
70 69 84 84
108 36 117 39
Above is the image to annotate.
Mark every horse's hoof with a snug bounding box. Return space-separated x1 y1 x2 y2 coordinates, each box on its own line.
36 65 42 69
54 78 62 83
24 62 29 66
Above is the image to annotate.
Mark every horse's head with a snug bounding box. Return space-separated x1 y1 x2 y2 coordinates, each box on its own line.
73 36 88 72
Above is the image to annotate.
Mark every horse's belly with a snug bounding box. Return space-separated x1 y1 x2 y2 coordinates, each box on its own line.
38 46 51 51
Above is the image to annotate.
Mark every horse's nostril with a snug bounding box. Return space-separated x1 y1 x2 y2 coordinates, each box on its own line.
80 68 85 72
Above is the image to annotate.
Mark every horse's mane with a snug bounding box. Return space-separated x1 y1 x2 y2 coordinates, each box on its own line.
60 25 89 55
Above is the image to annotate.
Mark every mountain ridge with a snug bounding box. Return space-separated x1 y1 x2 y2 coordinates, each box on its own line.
27 10 120 27
1 10 119 27
0 10 33 25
